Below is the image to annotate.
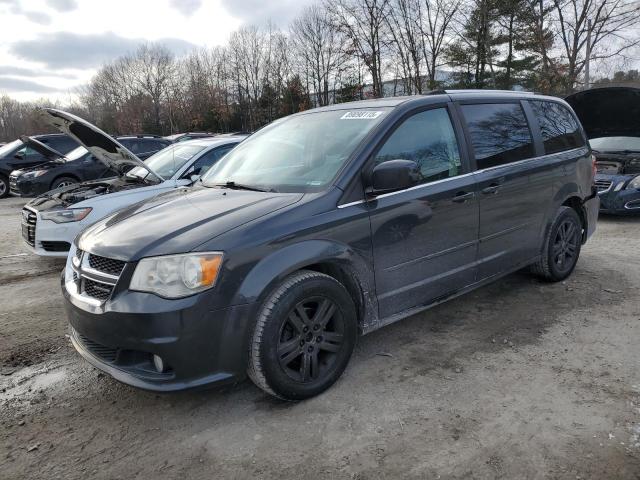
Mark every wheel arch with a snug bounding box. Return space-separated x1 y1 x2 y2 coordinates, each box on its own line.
50 173 80 189
230 240 377 332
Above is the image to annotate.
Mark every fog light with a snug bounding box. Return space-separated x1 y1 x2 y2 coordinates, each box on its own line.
153 354 166 373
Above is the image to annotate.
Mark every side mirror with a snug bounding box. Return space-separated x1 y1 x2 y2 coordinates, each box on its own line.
368 159 421 195
14 151 25 160
190 174 201 183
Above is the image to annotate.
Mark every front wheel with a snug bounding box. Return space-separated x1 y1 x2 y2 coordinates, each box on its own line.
50 176 77 190
248 270 357 400
0 175 9 198
531 206 583 282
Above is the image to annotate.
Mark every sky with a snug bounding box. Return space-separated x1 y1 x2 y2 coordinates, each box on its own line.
0 0 312 102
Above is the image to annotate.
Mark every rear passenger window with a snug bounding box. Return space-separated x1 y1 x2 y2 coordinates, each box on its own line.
530 101 584 154
374 108 462 184
461 103 534 168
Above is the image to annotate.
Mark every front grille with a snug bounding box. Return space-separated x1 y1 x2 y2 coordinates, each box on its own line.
69 249 125 303
9 174 19 196
21 208 36 247
595 179 613 192
41 241 71 252
83 279 113 301
88 254 125 276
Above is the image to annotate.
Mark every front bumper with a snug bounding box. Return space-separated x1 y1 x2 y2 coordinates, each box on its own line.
583 194 599 241
63 273 256 392
10 176 48 197
21 206 84 257
596 175 640 214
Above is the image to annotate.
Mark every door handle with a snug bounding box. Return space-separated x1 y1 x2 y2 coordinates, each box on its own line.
481 184 500 195
452 191 475 203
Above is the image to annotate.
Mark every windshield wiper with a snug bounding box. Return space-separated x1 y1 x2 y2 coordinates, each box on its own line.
214 181 268 192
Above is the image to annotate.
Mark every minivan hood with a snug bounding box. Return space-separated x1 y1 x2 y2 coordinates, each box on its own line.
39 108 164 181
19 135 66 162
565 87 640 139
78 186 304 260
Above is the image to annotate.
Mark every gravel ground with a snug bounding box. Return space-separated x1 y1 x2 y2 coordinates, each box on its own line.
1 195 639 479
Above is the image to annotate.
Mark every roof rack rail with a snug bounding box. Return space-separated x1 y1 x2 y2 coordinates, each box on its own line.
443 89 536 95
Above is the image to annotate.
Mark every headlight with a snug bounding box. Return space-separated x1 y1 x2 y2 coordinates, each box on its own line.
626 175 640 190
130 252 223 298
20 170 49 179
40 207 92 223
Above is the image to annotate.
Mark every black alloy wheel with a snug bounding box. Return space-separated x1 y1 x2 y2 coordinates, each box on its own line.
277 297 345 383
552 217 581 275
248 270 357 400
531 206 583 282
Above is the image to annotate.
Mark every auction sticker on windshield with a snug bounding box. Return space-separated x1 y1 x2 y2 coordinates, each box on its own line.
340 111 384 120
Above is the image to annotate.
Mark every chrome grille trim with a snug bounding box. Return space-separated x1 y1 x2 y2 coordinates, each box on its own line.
68 249 125 303
21 207 37 247
595 179 612 193
9 174 19 195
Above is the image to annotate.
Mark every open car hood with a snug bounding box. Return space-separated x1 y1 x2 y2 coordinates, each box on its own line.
19 135 67 162
565 87 640 139
38 108 164 181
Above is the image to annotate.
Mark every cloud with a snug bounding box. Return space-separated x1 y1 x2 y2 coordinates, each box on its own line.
169 0 202 16
0 66 77 79
10 32 197 69
0 77 60 93
0 0 52 24
21 10 52 24
46 0 78 12
220 0 314 25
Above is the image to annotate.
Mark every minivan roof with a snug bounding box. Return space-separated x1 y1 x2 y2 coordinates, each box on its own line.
303 89 553 114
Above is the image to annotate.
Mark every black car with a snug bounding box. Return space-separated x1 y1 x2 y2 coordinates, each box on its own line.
0 133 79 197
10 135 171 197
566 87 640 214
62 91 599 400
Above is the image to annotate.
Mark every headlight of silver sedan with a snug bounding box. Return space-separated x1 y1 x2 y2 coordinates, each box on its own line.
130 252 223 298
40 207 92 223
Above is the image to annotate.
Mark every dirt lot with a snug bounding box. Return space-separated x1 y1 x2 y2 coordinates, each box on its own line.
0 195 639 480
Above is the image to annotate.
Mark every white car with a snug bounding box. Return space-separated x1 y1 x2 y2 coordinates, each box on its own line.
22 108 245 257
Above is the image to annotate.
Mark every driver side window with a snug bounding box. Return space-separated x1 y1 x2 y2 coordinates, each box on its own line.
374 108 461 185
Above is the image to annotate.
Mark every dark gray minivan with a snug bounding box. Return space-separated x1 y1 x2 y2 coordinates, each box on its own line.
62 91 599 400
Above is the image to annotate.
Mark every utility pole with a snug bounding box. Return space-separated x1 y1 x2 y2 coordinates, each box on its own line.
584 18 592 90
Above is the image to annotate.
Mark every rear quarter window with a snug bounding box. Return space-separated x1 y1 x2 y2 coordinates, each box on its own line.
530 101 585 154
461 103 535 168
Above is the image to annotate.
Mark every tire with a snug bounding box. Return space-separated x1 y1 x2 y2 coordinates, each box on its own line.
530 206 583 282
248 270 357 401
50 176 78 190
0 175 8 198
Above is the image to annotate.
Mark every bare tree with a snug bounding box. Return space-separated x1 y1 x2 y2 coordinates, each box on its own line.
291 5 345 106
419 0 463 90
326 0 391 98
386 0 424 93
549 0 640 92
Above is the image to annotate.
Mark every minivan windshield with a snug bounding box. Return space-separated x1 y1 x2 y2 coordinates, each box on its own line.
202 108 390 192
127 143 207 180
590 136 640 152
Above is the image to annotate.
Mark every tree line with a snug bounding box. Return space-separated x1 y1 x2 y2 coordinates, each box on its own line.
1 0 638 141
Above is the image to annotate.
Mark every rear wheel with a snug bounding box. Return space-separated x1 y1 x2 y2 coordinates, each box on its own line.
50 176 77 190
531 206 583 282
0 175 8 198
248 270 357 400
